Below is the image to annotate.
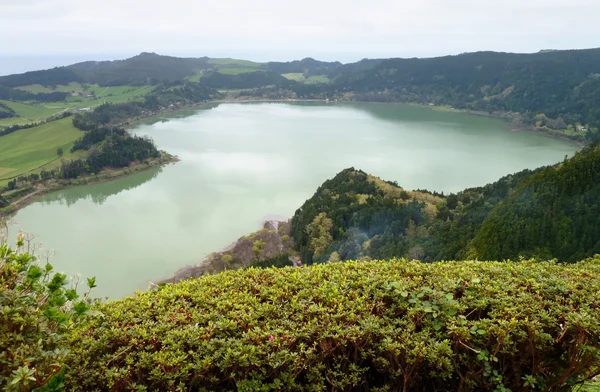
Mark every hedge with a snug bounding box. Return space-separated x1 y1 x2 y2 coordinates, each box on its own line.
66 258 600 391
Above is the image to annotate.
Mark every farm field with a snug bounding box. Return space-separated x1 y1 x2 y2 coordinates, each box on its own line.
282 72 305 81
16 82 86 94
216 67 260 74
0 100 69 123
0 117 85 184
0 85 155 126
282 73 329 83
188 71 204 82
207 58 262 68
86 85 155 99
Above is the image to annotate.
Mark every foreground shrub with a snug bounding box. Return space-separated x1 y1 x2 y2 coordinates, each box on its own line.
0 234 96 391
67 258 600 391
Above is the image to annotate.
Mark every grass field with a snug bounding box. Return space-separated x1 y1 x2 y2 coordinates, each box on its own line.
86 85 155 99
16 82 86 94
0 85 156 126
0 117 85 184
282 73 305 81
282 73 330 84
207 58 262 68
0 100 69 122
217 68 260 75
188 71 204 82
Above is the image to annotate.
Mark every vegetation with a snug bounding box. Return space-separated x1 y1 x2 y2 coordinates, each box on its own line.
0 68 82 88
3 49 600 140
67 258 600 391
0 100 69 123
0 233 96 391
15 82 85 95
199 71 291 90
217 67 263 75
3 49 600 391
471 142 600 261
266 57 341 76
0 117 83 183
290 143 600 265
0 85 68 104
71 83 220 130
160 222 295 283
0 102 16 119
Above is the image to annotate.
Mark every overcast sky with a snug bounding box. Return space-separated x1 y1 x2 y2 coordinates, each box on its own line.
1 0 599 73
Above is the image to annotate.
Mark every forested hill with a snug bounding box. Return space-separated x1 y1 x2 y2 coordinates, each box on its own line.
328 49 600 135
3 48 600 140
290 141 600 265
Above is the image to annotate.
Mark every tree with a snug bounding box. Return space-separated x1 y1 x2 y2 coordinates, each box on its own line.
221 254 233 269
306 212 333 258
57 147 64 157
252 240 266 260
40 170 54 181
7 179 16 190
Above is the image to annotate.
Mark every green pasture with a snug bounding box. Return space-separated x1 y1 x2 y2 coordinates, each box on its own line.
0 117 85 184
207 58 262 68
282 73 330 84
217 68 259 75
0 100 69 124
16 82 86 94
282 73 305 81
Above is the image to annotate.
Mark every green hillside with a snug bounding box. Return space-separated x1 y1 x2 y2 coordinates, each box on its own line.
0 99 69 122
2 49 600 141
289 143 600 265
0 116 83 182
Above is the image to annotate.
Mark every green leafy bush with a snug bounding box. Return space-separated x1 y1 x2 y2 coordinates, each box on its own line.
0 233 96 391
67 258 600 391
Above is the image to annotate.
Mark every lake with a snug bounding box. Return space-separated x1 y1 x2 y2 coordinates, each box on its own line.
11 102 578 298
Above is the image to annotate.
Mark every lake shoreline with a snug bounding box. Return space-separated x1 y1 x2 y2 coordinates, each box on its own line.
136 97 586 147
0 153 178 218
422 104 586 148
2 98 581 217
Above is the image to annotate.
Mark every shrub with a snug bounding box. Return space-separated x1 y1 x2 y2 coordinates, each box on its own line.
0 233 96 391
66 258 600 391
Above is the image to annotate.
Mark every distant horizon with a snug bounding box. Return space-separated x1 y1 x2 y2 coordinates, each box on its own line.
1 46 599 77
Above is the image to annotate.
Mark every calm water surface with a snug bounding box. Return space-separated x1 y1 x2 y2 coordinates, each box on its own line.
12 103 578 298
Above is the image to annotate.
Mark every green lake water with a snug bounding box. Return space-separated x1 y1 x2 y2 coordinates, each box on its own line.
11 103 578 298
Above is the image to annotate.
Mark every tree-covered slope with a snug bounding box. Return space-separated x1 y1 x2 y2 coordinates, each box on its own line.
67 52 210 86
199 70 292 89
3 48 600 139
290 143 600 264
472 141 600 261
0 67 83 87
266 57 342 76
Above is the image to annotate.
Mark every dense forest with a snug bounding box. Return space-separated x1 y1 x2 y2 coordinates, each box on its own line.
290 141 600 264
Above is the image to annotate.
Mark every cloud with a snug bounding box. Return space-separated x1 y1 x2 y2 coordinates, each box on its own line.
1 0 599 61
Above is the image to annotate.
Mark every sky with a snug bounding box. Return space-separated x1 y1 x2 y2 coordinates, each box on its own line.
1 0 599 74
